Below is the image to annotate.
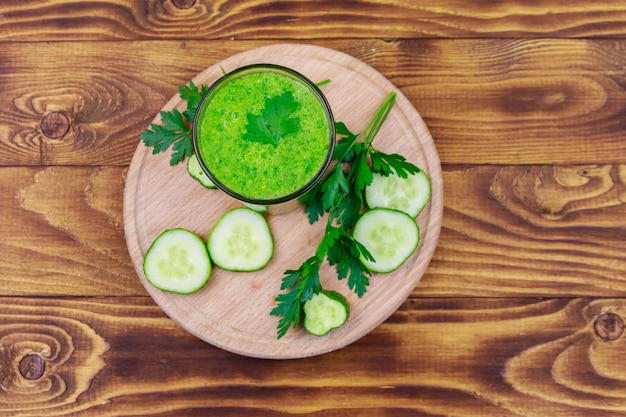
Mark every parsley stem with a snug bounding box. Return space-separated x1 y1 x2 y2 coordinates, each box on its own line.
334 92 397 164
363 92 396 148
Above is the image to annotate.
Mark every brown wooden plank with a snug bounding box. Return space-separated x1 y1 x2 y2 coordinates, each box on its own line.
421 165 626 297
0 166 141 296
379 39 626 165
3 0 626 40
1 295 623 416
2 39 626 166
2 165 626 298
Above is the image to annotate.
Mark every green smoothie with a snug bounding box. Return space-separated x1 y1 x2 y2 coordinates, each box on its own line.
194 65 334 202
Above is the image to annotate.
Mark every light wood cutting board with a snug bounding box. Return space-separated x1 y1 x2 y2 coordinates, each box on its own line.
124 43 443 359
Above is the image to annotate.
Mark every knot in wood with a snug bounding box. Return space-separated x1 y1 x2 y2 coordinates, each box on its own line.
594 312 624 341
19 353 46 380
171 0 196 9
40 111 70 139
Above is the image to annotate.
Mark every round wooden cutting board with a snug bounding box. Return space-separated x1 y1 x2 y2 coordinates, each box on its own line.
124 43 443 359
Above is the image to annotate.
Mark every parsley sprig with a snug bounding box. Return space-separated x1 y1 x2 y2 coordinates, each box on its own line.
271 92 422 339
243 91 301 146
140 81 208 166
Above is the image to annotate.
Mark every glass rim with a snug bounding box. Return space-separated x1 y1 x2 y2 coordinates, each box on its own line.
192 63 336 206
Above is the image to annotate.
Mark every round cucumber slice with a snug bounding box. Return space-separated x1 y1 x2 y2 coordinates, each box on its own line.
303 290 350 336
187 153 216 189
143 228 212 294
208 208 274 272
365 170 431 217
353 208 420 273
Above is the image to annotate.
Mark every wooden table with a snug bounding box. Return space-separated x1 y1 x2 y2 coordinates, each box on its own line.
2 1 626 415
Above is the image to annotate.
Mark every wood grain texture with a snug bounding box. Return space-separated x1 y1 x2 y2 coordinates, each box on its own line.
3 0 626 40
422 165 626 297
1 0 625 415
2 39 626 166
0 166 140 296
1 296 625 416
2 164 626 299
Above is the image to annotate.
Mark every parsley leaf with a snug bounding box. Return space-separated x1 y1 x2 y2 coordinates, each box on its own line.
335 182 363 230
140 109 192 165
321 166 349 210
333 121 359 161
140 81 208 166
352 149 374 194
325 227 372 297
179 81 209 121
271 256 322 339
243 91 301 146
300 182 325 224
371 151 421 178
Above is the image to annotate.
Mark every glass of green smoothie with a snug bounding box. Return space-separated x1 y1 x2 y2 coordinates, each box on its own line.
192 64 335 214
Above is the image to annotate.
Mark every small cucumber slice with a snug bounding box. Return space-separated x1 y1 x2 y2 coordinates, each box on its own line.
365 170 431 217
187 153 216 189
243 202 268 213
208 208 274 271
353 208 420 273
143 228 212 294
303 290 350 336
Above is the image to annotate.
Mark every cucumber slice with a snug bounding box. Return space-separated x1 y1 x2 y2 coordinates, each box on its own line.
303 290 350 336
143 228 212 294
353 208 420 273
243 202 268 213
365 170 431 217
208 208 274 271
187 153 216 189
